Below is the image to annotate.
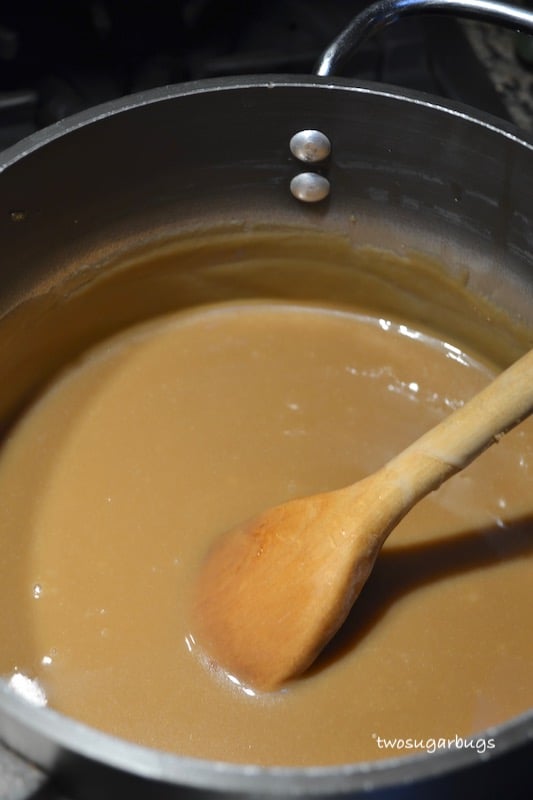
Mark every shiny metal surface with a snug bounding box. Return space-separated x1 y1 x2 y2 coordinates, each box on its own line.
290 171 331 202
289 129 331 163
316 0 533 76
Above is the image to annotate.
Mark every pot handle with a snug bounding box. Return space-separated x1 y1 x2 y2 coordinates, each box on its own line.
316 0 533 77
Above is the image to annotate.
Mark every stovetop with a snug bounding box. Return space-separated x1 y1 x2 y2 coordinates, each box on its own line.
1 2 533 798
1 0 533 157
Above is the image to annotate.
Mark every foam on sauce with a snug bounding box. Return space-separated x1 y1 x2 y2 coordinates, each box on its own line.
0 300 532 766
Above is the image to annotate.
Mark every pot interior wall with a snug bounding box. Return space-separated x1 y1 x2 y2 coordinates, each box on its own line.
0 83 532 427
0 221 531 438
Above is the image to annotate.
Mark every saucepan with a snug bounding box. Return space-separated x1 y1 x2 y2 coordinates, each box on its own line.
0 0 532 797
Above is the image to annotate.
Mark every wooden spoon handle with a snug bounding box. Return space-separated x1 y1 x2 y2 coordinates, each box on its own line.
384 348 533 504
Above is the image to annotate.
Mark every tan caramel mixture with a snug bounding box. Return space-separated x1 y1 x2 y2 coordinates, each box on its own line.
0 299 531 766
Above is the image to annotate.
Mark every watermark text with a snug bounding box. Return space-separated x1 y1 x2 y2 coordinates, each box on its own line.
372 733 496 755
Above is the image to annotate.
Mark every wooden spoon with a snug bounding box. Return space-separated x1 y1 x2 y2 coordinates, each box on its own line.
193 348 533 692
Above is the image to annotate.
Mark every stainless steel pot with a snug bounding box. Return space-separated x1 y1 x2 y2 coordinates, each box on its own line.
0 1 532 797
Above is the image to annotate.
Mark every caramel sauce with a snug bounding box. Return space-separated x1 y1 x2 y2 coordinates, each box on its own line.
0 287 531 766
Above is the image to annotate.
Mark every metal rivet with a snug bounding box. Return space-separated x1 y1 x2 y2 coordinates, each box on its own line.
289 130 331 163
290 172 330 203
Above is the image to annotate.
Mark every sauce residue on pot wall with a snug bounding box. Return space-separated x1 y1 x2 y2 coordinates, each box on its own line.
0 284 532 765
0 225 530 435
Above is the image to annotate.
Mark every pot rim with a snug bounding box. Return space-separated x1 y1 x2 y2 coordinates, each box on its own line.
1 682 532 794
1 75 532 794
1 74 533 176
